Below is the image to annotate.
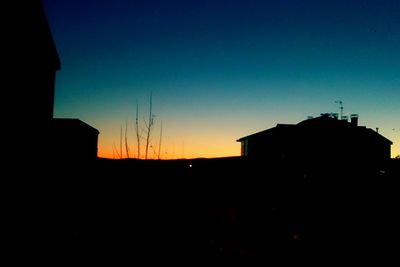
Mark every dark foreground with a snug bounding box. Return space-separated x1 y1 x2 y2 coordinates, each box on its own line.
21 157 399 264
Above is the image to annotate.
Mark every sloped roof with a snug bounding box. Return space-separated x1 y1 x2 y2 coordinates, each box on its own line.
237 116 392 145
296 115 348 128
19 0 61 70
53 118 99 135
363 128 393 145
236 124 294 142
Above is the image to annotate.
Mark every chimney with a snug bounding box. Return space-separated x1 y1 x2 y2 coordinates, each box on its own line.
350 114 358 126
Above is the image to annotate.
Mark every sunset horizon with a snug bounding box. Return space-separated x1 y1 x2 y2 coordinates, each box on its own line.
43 0 399 159
14 2 400 262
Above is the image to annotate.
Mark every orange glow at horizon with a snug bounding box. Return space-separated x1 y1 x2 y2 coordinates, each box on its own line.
98 145 241 159
97 134 399 159
93 114 399 160
97 132 241 159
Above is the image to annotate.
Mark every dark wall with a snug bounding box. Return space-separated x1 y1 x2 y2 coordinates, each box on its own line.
51 126 99 162
15 0 60 123
29 69 57 122
8 1 60 161
245 128 391 165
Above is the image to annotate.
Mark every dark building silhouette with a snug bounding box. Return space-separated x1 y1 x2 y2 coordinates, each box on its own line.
15 0 61 124
52 119 99 162
237 114 392 164
10 0 99 160
8 0 61 160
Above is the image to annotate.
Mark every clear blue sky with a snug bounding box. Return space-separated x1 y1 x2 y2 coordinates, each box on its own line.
43 0 400 158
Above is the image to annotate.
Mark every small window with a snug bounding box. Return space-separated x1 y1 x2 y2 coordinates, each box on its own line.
241 139 249 156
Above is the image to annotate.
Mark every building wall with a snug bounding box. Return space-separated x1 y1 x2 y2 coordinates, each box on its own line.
16 1 60 124
27 68 56 122
51 125 99 162
243 131 391 164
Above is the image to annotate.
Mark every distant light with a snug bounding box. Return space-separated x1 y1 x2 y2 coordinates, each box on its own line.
292 234 300 240
189 164 193 168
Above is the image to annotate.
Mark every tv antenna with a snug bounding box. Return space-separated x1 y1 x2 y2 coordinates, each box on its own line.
335 100 343 119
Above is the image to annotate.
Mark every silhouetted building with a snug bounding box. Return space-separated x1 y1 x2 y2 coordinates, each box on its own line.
9 0 64 160
237 114 392 163
12 1 100 161
16 0 61 123
52 119 99 161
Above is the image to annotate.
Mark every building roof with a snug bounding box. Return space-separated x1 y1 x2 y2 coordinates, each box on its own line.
236 124 294 142
53 118 99 135
237 115 392 145
18 0 61 70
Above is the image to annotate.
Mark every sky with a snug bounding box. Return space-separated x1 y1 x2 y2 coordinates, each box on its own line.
43 0 399 159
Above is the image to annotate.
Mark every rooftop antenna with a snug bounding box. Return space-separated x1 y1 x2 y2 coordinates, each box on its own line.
335 100 343 119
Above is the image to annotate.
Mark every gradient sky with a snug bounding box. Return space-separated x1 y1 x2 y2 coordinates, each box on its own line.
43 0 399 159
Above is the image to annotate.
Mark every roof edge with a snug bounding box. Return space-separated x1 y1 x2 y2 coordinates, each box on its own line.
53 118 99 134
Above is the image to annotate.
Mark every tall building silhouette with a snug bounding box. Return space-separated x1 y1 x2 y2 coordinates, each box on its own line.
11 0 99 161
15 0 61 123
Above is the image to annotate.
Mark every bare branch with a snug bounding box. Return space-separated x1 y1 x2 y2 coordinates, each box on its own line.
158 120 163 160
112 142 121 159
135 100 141 159
145 92 153 160
125 119 130 158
